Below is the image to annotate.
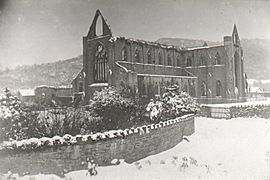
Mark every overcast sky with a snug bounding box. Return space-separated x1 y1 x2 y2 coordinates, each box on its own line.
0 0 269 67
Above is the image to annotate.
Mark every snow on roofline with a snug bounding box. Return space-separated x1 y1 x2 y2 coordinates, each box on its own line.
186 44 224 51
35 85 72 89
71 69 84 81
18 89 35 96
118 61 188 70
250 87 263 93
137 73 196 79
109 36 184 51
89 83 109 87
110 36 224 52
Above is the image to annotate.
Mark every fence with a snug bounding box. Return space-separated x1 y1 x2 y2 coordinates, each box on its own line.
195 97 249 104
200 106 231 119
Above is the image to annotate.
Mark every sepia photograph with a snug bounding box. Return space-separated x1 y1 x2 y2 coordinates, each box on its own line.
0 0 270 179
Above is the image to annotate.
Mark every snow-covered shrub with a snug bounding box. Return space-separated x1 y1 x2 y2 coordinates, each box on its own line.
37 108 91 138
0 88 41 141
146 85 199 121
88 87 141 131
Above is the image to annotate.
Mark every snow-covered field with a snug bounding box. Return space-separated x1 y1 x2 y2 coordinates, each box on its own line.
3 117 270 180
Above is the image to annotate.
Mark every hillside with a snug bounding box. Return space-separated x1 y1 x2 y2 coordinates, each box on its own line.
0 38 269 91
0 55 82 91
157 38 270 80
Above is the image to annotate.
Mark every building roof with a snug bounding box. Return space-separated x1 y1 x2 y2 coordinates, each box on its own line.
18 89 35 97
137 73 196 79
186 44 224 51
109 36 224 52
250 87 263 93
109 36 184 51
71 69 84 82
35 85 72 89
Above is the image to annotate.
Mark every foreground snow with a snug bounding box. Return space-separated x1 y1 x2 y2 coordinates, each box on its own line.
3 117 270 180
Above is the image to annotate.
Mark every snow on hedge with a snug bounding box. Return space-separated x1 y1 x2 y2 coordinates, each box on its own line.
0 114 194 151
146 86 199 121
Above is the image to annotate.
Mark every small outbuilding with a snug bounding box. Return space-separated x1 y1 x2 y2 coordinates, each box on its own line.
17 89 35 103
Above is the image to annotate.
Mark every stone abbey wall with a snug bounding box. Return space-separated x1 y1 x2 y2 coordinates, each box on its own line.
0 115 195 176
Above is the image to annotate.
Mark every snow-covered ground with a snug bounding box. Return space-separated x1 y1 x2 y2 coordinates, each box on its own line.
3 117 270 180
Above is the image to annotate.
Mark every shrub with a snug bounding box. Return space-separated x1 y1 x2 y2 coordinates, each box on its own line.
0 88 43 141
146 85 199 121
88 87 141 131
35 107 96 137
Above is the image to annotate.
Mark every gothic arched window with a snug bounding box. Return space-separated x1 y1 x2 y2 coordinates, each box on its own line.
183 84 188 92
187 57 192 67
201 81 207 96
95 15 103 36
176 55 181 67
215 53 221 65
94 44 108 83
200 55 206 66
167 54 172 66
147 50 152 64
121 47 127 61
158 52 162 65
134 48 140 63
216 80 222 96
79 82 83 92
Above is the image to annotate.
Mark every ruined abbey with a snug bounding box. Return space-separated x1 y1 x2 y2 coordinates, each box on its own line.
72 10 248 104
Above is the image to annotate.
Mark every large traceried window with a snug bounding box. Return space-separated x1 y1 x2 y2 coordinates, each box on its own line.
215 52 221 65
94 44 108 83
216 80 222 96
134 48 140 63
121 47 127 61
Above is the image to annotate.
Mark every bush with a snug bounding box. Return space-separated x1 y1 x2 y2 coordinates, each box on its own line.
0 88 42 141
36 108 92 137
146 85 199 121
88 87 141 131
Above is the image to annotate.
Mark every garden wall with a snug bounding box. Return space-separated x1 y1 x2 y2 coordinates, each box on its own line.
0 115 194 176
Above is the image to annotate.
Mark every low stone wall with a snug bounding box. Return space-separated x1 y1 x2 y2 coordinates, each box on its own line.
0 115 194 176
